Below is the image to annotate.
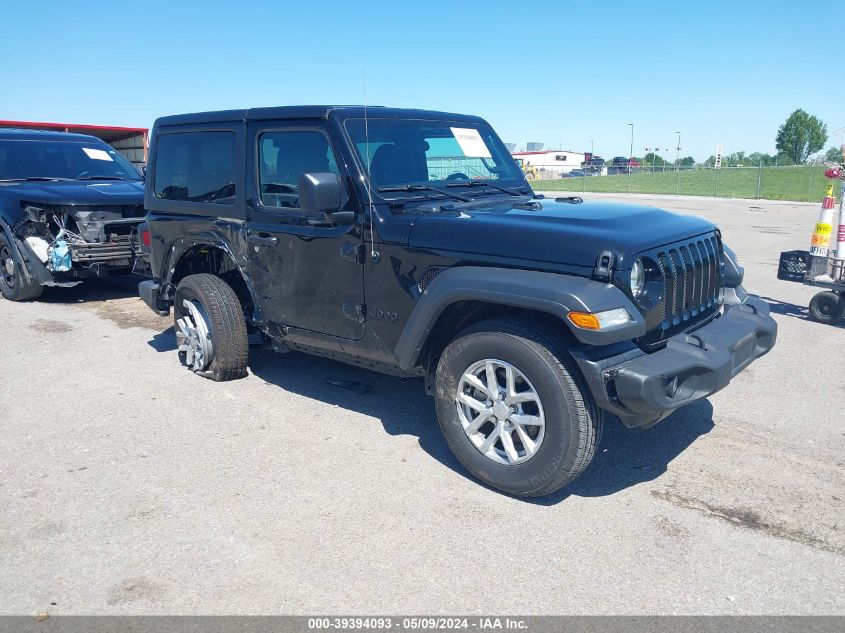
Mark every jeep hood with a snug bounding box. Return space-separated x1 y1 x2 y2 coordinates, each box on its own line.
407 198 716 269
0 179 144 207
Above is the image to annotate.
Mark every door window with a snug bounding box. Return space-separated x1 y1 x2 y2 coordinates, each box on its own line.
258 130 339 209
153 131 236 203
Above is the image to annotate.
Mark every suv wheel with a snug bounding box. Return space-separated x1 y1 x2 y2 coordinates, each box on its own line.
0 234 43 302
434 318 603 497
173 274 248 381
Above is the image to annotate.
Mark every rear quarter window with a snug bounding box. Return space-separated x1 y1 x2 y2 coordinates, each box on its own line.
153 131 236 203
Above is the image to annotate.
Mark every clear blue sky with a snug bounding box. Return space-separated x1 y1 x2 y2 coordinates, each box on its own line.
2 1 842 161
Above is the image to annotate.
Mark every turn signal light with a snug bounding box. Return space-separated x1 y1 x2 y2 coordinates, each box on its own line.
567 308 633 331
567 312 601 330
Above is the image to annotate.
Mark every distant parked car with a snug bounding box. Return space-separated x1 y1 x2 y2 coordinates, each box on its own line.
608 156 641 174
580 156 605 174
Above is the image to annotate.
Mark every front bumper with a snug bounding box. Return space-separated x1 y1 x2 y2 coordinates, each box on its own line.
571 296 777 428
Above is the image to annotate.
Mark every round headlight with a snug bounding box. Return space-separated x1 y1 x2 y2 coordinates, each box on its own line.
630 259 645 298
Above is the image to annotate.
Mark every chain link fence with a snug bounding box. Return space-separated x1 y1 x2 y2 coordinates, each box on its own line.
529 164 832 202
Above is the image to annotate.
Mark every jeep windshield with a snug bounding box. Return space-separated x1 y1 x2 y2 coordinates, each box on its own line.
0 139 142 182
344 118 526 201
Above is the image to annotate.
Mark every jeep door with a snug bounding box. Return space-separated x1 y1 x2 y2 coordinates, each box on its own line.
245 123 365 341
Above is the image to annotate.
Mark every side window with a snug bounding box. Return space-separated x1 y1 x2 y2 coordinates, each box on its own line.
154 131 236 203
258 130 339 209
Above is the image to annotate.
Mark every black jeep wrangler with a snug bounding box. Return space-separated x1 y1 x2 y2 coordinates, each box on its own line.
0 129 146 301
139 106 776 497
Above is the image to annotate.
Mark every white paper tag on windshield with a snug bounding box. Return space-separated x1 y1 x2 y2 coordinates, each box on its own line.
82 147 114 161
450 127 492 158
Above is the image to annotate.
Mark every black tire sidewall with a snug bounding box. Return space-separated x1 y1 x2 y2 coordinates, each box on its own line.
0 235 20 300
435 329 582 496
810 292 845 324
0 233 41 301
174 276 238 378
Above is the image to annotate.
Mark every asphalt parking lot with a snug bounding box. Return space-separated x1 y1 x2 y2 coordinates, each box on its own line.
1 193 843 615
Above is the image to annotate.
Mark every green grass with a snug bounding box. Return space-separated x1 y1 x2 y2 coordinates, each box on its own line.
532 166 833 202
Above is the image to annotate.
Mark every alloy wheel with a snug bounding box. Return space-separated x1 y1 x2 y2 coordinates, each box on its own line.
455 358 545 465
175 299 214 372
0 245 16 292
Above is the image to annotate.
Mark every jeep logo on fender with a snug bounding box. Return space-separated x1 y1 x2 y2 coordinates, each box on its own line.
369 308 398 323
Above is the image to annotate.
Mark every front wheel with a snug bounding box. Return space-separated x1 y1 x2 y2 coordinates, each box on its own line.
173 274 248 381
434 318 603 497
0 233 43 302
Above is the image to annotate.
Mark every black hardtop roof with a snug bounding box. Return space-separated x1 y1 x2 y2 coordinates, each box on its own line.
154 106 488 128
0 128 103 143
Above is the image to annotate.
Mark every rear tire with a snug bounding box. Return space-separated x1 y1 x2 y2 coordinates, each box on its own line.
174 274 248 381
809 291 845 325
0 233 43 302
434 317 604 497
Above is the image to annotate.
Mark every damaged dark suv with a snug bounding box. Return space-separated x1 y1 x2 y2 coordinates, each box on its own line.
0 129 146 301
139 106 777 497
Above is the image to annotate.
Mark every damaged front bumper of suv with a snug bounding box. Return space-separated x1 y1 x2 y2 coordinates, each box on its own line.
571 295 777 428
6 203 147 287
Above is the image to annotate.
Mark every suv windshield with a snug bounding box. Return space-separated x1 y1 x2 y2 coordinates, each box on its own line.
344 118 524 196
0 139 142 181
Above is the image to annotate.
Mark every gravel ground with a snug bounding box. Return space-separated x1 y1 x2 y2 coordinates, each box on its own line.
1 193 843 615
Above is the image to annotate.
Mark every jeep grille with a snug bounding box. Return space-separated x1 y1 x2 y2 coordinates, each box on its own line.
637 232 724 349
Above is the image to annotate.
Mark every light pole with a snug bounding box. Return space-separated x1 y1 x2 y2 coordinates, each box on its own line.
627 123 634 194
675 131 682 196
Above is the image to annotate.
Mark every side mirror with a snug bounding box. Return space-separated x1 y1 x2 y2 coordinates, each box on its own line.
141 165 147 180
299 172 342 215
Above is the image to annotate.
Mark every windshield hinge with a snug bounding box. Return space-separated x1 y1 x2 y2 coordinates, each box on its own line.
593 250 615 282
341 243 364 264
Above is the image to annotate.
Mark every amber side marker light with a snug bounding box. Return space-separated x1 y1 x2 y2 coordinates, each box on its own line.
567 308 633 331
567 312 601 330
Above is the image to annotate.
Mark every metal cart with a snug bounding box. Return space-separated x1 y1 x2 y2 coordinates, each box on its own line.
778 250 845 324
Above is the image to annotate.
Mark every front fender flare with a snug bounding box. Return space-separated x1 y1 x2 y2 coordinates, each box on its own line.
394 266 646 370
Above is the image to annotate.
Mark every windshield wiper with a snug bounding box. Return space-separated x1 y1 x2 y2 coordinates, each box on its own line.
0 176 74 182
76 176 130 181
377 184 471 202
446 179 525 196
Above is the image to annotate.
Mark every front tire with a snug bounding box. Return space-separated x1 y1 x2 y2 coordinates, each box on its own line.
0 233 43 302
174 274 248 381
434 318 603 497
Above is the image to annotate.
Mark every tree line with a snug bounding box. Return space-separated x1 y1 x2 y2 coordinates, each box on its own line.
636 109 841 168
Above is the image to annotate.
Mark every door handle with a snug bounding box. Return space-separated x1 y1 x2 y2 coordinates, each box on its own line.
249 234 278 246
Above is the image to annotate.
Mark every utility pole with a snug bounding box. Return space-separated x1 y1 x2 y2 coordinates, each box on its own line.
627 123 634 194
675 131 681 196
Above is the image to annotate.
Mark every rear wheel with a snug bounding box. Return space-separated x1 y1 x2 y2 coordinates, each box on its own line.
809 291 845 325
434 318 603 497
173 274 248 381
0 234 43 302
